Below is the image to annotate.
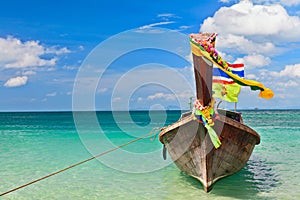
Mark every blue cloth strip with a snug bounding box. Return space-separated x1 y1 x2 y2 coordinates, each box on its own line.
213 68 244 78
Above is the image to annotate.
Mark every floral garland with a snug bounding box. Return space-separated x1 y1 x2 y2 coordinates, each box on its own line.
193 98 216 127
193 98 222 149
190 34 230 71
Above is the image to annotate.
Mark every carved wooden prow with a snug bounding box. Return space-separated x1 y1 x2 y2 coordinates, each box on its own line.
191 33 216 106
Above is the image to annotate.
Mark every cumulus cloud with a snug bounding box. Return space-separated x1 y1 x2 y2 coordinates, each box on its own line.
283 80 298 87
280 0 300 6
235 54 271 69
4 76 28 87
147 91 193 101
200 0 300 62
0 36 70 69
148 92 176 101
270 63 300 77
246 74 258 80
217 34 277 55
45 46 70 55
201 1 300 42
200 0 300 92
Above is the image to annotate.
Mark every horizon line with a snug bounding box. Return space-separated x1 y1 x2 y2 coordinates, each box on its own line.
0 108 300 113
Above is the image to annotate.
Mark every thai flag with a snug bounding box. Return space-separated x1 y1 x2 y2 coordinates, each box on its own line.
213 63 244 84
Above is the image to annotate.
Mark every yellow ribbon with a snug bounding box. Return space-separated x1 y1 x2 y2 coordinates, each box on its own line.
190 42 274 99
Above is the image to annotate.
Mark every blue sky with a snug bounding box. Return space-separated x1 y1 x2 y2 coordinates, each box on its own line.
1 0 300 111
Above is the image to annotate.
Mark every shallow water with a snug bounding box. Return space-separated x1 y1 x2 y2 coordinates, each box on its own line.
0 110 299 199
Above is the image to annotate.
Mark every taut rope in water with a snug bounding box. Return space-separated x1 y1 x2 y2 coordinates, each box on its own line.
0 128 161 197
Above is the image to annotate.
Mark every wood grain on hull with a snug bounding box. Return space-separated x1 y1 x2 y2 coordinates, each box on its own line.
159 114 260 192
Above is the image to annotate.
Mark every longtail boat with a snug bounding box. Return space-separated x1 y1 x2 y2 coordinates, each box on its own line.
159 33 273 192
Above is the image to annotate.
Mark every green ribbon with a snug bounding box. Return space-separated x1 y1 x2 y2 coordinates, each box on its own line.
205 124 221 149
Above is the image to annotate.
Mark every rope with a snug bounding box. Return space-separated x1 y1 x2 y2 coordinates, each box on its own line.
149 127 160 141
0 128 160 197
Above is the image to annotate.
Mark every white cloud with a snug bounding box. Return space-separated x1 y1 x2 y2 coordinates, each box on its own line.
283 80 298 87
148 93 164 100
246 74 258 80
227 0 300 7
199 0 300 108
147 91 193 101
59 33 68 37
157 13 180 21
112 97 122 102
103 64 195 110
46 92 57 97
97 87 108 94
45 46 70 55
139 21 175 30
157 13 177 18
217 34 277 55
178 25 192 31
280 0 300 6
201 1 300 42
46 67 56 71
63 65 77 70
235 54 271 69
78 45 84 51
0 36 69 69
253 0 300 6
148 92 175 101
22 70 37 76
4 76 28 87
270 63 300 77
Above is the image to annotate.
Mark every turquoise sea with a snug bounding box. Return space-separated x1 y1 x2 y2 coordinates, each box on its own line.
0 110 299 200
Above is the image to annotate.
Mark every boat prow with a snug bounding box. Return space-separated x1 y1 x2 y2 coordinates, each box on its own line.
159 112 260 192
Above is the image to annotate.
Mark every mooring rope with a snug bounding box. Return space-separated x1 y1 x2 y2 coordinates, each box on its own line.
0 127 161 197
149 127 161 141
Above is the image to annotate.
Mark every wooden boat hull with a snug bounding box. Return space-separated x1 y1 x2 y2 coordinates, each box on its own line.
159 113 260 192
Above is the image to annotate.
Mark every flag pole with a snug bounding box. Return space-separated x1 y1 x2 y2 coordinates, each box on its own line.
189 97 194 111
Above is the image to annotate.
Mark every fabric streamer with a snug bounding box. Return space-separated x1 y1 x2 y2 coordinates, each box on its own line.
205 124 221 149
193 99 221 149
189 35 274 99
